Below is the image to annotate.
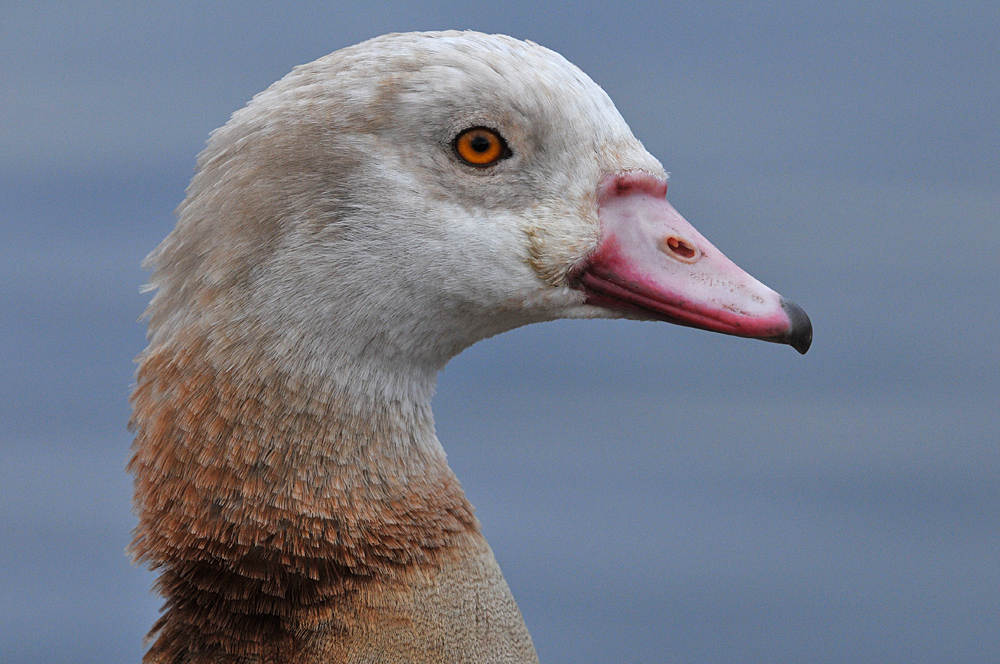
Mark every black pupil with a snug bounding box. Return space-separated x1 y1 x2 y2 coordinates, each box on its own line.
470 135 491 152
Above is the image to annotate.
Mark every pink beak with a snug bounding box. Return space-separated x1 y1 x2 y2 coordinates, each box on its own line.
577 172 812 354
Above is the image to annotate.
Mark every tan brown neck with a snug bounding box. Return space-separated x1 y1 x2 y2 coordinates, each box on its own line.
129 331 479 663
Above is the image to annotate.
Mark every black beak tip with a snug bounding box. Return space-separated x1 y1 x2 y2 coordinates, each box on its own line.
780 298 813 355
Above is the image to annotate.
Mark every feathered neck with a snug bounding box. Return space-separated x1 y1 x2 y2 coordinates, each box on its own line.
129 326 479 663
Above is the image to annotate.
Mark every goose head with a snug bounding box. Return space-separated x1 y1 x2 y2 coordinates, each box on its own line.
146 30 810 404
134 31 813 661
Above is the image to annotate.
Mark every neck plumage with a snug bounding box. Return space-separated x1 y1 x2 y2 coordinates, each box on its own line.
129 329 479 663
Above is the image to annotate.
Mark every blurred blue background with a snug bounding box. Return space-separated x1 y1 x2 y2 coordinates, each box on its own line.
2 2 998 662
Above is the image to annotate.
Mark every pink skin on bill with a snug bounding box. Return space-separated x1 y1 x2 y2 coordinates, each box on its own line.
578 172 812 354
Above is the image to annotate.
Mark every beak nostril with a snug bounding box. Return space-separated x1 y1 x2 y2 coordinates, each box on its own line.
661 236 700 263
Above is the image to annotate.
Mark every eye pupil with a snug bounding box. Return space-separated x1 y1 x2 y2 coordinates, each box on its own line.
470 135 491 152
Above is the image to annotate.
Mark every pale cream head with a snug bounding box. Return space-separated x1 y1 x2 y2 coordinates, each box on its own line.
142 32 664 403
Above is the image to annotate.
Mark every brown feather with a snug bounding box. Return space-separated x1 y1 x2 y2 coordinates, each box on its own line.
129 331 479 662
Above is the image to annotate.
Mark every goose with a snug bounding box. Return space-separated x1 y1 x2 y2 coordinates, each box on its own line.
129 30 812 664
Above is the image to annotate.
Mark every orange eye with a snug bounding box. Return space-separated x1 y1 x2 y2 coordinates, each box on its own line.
454 127 509 167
